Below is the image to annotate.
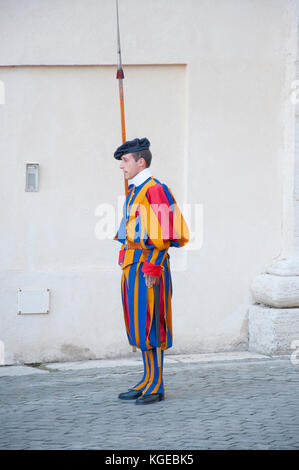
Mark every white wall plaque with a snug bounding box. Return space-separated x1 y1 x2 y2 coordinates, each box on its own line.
18 288 50 315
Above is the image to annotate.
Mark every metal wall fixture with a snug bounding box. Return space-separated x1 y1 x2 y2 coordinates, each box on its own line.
25 163 39 192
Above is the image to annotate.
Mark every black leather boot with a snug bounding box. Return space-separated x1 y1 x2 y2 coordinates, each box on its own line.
118 389 143 400
135 393 165 405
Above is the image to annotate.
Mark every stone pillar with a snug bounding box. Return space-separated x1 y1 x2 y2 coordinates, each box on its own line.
249 0 299 355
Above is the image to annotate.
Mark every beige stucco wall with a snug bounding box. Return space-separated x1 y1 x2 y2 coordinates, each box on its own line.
0 0 294 363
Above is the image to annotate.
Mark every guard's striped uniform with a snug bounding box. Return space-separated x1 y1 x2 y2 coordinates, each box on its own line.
114 175 189 395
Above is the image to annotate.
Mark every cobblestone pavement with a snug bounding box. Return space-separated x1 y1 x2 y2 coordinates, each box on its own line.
0 353 298 450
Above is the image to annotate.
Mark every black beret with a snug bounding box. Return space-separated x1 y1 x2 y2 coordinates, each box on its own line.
114 137 150 160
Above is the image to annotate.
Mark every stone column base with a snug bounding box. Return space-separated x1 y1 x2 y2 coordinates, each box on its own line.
248 304 299 355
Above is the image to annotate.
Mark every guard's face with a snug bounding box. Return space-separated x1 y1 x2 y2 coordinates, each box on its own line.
119 153 143 180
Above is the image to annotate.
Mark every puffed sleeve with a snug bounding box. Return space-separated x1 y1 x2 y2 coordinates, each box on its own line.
139 183 189 277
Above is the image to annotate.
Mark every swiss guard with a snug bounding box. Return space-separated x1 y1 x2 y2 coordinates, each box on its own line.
114 137 189 404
